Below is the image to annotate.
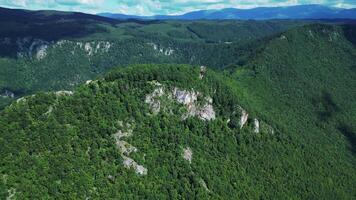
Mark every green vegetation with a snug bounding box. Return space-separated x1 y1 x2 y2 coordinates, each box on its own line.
0 63 355 199
0 7 310 108
230 24 356 198
0 6 355 199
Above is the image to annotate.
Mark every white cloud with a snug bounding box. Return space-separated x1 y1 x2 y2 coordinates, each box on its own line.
0 0 354 15
0 0 103 8
334 3 355 9
1 0 27 7
110 0 337 15
55 0 103 6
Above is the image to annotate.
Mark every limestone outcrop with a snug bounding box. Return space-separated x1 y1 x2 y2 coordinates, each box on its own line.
183 147 193 163
145 82 216 121
113 125 147 175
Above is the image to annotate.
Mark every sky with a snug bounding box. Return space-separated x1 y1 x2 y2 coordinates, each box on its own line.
0 0 355 16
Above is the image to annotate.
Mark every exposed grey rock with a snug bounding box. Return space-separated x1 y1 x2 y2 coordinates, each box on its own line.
172 88 215 121
54 40 112 56
164 47 174 56
135 164 148 175
113 125 147 176
0 90 15 98
173 87 198 105
147 42 158 50
197 104 216 121
145 87 165 114
117 140 137 156
113 129 133 141
44 106 54 116
55 90 74 96
36 44 48 60
147 43 174 56
199 179 211 193
55 40 68 47
95 41 111 52
15 38 49 59
199 66 206 79
145 83 216 121
122 156 147 175
254 118 260 133
183 147 193 163
107 175 114 181
84 42 93 56
16 97 26 103
117 120 124 127
86 146 91 156
6 188 16 200
240 109 249 129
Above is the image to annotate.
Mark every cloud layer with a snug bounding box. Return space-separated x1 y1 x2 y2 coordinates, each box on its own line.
0 0 355 15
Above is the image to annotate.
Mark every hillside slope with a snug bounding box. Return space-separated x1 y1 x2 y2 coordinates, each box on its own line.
0 7 308 109
230 24 356 198
235 23 356 146
0 64 355 199
0 7 118 47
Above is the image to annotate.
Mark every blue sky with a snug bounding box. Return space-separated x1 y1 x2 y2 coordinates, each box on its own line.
0 0 355 15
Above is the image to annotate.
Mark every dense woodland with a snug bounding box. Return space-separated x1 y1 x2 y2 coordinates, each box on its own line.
0 64 354 199
0 7 309 108
0 7 355 199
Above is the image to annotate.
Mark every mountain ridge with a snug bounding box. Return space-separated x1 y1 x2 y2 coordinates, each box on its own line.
0 5 355 199
0 6 313 109
99 4 356 20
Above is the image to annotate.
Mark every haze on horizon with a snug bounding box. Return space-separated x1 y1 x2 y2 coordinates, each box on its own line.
0 0 355 16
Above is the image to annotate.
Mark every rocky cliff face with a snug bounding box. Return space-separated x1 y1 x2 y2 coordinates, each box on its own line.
147 42 175 56
145 83 165 114
145 80 274 134
145 82 216 121
15 37 49 58
4 37 114 60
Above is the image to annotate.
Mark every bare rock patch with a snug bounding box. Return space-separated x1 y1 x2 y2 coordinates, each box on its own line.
183 147 193 163
145 82 216 121
113 124 147 176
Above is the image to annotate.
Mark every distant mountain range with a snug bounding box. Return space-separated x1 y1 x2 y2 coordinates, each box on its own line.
99 4 356 20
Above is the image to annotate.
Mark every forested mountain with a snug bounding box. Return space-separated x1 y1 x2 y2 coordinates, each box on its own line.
0 6 309 109
1 64 355 199
230 24 356 198
100 5 356 20
0 6 355 200
0 7 118 42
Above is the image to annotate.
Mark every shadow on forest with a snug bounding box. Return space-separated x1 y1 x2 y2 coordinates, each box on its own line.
312 91 339 122
342 24 356 46
0 7 160 58
338 124 356 155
